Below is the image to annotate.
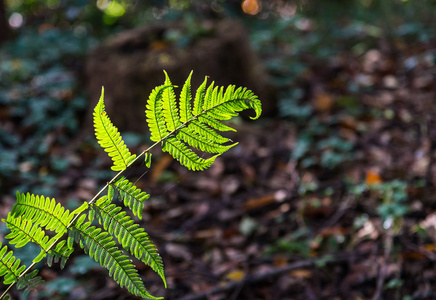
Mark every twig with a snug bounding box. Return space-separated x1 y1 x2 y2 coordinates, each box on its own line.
372 234 393 300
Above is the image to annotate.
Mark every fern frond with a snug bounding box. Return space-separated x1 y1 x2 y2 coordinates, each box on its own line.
192 76 208 116
162 71 181 131
93 197 166 287
47 240 73 269
0 244 26 285
179 71 193 123
93 88 137 171
177 127 236 154
3 213 55 264
111 177 150 219
145 71 261 171
145 85 171 142
12 192 74 235
72 215 161 299
163 136 218 171
17 270 44 292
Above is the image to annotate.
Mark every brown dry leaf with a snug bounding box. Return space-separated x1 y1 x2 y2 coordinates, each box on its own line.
338 115 358 131
273 255 288 267
243 194 276 211
150 154 173 183
365 169 382 185
289 269 312 279
424 244 436 251
149 40 169 51
314 93 335 111
318 226 348 237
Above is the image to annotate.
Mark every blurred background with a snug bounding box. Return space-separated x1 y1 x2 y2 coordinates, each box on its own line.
2 0 436 299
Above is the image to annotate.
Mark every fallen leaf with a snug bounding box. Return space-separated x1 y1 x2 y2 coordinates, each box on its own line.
273 255 288 267
224 269 245 282
318 226 348 237
151 154 173 183
314 93 335 111
289 269 312 279
365 169 382 185
244 194 276 211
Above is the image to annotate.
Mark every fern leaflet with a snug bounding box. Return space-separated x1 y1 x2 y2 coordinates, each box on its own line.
111 177 150 219
146 71 261 170
16 270 44 292
92 196 166 287
12 192 74 236
93 87 137 171
72 215 161 299
3 214 55 264
47 240 74 269
0 244 27 285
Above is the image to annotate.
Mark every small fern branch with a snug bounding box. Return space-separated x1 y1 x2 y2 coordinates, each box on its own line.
3 213 55 264
16 270 44 292
146 71 262 171
12 192 74 235
92 196 166 287
0 245 27 285
163 136 219 171
72 215 161 299
47 240 74 269
93 87 137 171
111 177 150 219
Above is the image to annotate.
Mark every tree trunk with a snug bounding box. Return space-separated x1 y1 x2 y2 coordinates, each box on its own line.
85 19 276 133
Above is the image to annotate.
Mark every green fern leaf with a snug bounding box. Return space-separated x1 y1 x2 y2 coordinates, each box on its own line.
192 76 208 116
163 136 218 171
92 197 166 287
95 197 166 287
162 71 181 131
0 244 27 285
72 217 161 299
111 177 150 219
12 192 74 235
3 213 57 264
47 240 74 269
179 71 193 123
144 152 152 168
17 269 44 292
145 71 261 171
145 85 171 142
93 88 137 171
177 127 236 154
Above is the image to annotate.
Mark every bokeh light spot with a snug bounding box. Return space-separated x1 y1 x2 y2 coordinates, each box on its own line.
9 12 24 28
242 0 260 15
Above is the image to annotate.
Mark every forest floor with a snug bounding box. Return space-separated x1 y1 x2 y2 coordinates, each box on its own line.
3 17 436 300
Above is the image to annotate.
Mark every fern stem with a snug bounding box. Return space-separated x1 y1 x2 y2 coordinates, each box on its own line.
0 280 14 299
